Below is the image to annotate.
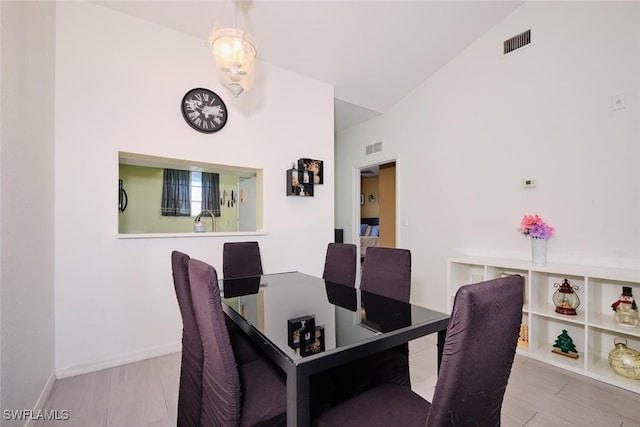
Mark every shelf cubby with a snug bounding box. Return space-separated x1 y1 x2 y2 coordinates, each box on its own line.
448 256 640 394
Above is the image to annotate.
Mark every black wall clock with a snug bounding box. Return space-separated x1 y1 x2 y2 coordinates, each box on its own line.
181 88 228 133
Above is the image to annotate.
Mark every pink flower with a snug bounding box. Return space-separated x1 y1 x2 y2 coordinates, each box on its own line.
519 214 554 240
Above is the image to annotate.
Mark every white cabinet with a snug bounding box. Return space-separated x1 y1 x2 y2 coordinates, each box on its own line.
447 256 640 394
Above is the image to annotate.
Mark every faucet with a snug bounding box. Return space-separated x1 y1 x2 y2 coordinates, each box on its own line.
194 210 217 232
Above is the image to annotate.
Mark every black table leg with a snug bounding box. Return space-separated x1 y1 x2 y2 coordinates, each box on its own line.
287 368 310 426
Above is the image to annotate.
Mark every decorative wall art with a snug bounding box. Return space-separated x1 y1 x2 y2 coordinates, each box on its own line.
286 158 324 197
298 158 324 185
286 168 314 197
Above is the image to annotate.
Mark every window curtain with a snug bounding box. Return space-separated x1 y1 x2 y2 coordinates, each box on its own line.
202 172 221 217
161 169 191 216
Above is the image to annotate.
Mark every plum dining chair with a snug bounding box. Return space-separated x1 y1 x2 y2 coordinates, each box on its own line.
188 258 287 426
171 251 203 427
223 241 263 279
356 246 413 392
172 250 260 400
359 246 411 302
221 242 267 364
315 274 525 427
322 243 357 287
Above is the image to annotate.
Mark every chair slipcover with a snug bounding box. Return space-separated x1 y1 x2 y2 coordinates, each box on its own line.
330 292 412 404
360 247 411 302
223 276 261 298
171 251 203 427
318 243 358 416
322 243 357 287
358 247 413 393
361 291 411 333
315 274 524 427
222 242 265 364
425 274 524 426
188 258 286 426
324 281 357 311
223 241 263 279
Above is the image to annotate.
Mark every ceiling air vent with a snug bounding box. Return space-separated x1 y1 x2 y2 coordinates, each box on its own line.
365 141 382 155
504 29 531 55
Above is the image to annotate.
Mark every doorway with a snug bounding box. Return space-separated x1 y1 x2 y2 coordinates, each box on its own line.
358 161 396 263
237 177 257 232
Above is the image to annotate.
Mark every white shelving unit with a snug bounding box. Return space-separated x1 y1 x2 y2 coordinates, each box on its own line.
448 256 640 394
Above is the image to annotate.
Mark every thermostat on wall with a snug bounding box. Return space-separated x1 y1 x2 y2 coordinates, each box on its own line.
522 179 536 188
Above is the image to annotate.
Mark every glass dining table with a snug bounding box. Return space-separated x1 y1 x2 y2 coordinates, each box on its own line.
220 271 450 427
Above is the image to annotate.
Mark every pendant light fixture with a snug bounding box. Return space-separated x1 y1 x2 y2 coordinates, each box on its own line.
207 0 257 97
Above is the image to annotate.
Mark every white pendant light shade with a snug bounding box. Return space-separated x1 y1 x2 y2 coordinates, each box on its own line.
209 28 257 97
208 1 257 97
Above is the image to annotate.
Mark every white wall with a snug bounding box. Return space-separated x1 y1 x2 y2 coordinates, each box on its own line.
336 2 640 311
54 2 334 376
1 1 4 414
1 1 56 422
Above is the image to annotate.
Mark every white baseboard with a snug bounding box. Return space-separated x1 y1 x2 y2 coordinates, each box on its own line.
23 371 56 427
55 341 181 379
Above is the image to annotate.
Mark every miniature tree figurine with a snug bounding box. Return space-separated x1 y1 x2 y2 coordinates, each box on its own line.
552 329 578 358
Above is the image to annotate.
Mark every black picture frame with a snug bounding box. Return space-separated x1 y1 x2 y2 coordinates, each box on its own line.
297 158 324 185
287 315 315 349
300 326 325 357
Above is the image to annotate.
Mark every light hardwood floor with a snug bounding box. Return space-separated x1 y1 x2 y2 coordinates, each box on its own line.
36 335 640 427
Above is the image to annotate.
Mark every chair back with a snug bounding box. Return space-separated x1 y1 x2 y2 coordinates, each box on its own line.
322 243 357 287
361 291 411 333
171 251 203 427
223 241 263 279
360 247 411 302
426 275 524 427
188 258 242 426
325 281 358 311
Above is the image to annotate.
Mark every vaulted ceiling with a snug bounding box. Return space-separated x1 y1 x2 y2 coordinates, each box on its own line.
95 0 524 131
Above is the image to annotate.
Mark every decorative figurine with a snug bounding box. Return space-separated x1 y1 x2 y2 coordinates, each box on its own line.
518 324 529 349
552 279 580 315
552 329 579 359
611 286 639 328
608 338 640 379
